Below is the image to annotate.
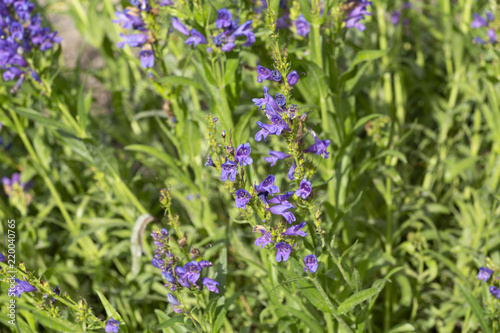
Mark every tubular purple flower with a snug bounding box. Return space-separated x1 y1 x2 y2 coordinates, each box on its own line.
295 14 310 37
10 279 37 298
235 143 253 166
478 267 493 282
205 155 215 167
295 179 312 199
490 286 500 300
286 70 299 86
474 36 486 45
275 242 293 262
10 21 23 40
471 13 489 28
269 201 296 223
185 29 207 48
220 160 237 182
304 131 330 159
268 191 293 205
303 254 318 273
183 261 201 285
112 9 145 30
235 189 251 209
488 29 497 44
199 260 213 269
167 293 181 306
139 49 154 68
105 318 120 333
202 277 219 293
287 160 296 181
216 8 232 29
171 17 189 36
344 0 372 31
271 69 282 82
486 12 494 22
257 66 272 83
117 33 148 48
221 42 236 52
255 230 272 249
265 150 291 167
255 175 280 195
282 222 307 237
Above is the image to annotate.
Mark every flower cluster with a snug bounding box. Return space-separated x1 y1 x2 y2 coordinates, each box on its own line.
151 228 219 314
477 266 500 300
171 8 255 52
113 0 169 69
256 67 299 85
471 12 497 45
344 0 373 32
0 0 61 91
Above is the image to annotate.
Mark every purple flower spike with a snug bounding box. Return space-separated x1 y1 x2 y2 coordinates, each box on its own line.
167 293 181 306
490 286 500 300
255 175 280 195
304 131 330 159
257 66 272 83
235 143 253 166
287 70 300 86
282 221 308 237
275 242 293 262
264 150 291 167
202 277 220 293
105 318 120 333
220 160 237 182
303 254 318 273
478 267 493 282
471 13 489 28
295 14 310 37
216 8 232 29
10 279 37 298
295 179 312 199
255 230 272 249
185 29 207 48
235 189 251 209
171 17 189 36
140 50 154 68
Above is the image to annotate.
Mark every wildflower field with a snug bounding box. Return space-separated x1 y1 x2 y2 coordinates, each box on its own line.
1 0 500 332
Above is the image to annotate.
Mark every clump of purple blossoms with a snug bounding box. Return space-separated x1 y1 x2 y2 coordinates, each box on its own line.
344 0 373 32
478 267 493 282
113 0 159 69
0 0 61 91
211 8 255 52
303 254 318 273
9 278 37 298
235 189 251 209
255 175 280 195
105 318 120 333
295 179 312 199
471 12 497 45
295 14 310 37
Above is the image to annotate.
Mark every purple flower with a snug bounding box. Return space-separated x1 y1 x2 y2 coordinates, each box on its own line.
235 143 253 166
286 70 299 86
275 93 286 108
199 260 213 269
105 318 120 333
287 161 296 180
216 8 232 29
391 11 401 25
10 21 23 40
264 150 291 167
474 36 486 45
205 155 215 167
282 221 307 237
271 69 282 82
139 49 154 68
235 189 251 209
471 13 489 28
478 267 493 282
10 279 37 298
202 277 219 293
345 0 372 32
488 29 497 44
220 160 237 182
295 14 310 37
183 261 201 285
269 201 296 223
117 33 148 48
275 242 292 262
303 254 318 273
162 270 176 283
230 20 255 47
255 175 280 195
304 131 330 159
113 9 145 30
257 66 272 83
171 17 189 36
152 258 165 269
486 12 495 22
490 286 500 300
159 0 173 6
185 29 207 48
255 230 272 249
295 179 312 199
268 191 293 205
167 293 181 306
0 253 5 262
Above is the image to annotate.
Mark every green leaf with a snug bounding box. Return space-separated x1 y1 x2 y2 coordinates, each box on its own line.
95 289 129 333
30 308 80 332
457 282 491 333
155 316 186 329
349 50 387 68
157 76 204 90
337 288 381 314
13 107 70 132
261 305 324 333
